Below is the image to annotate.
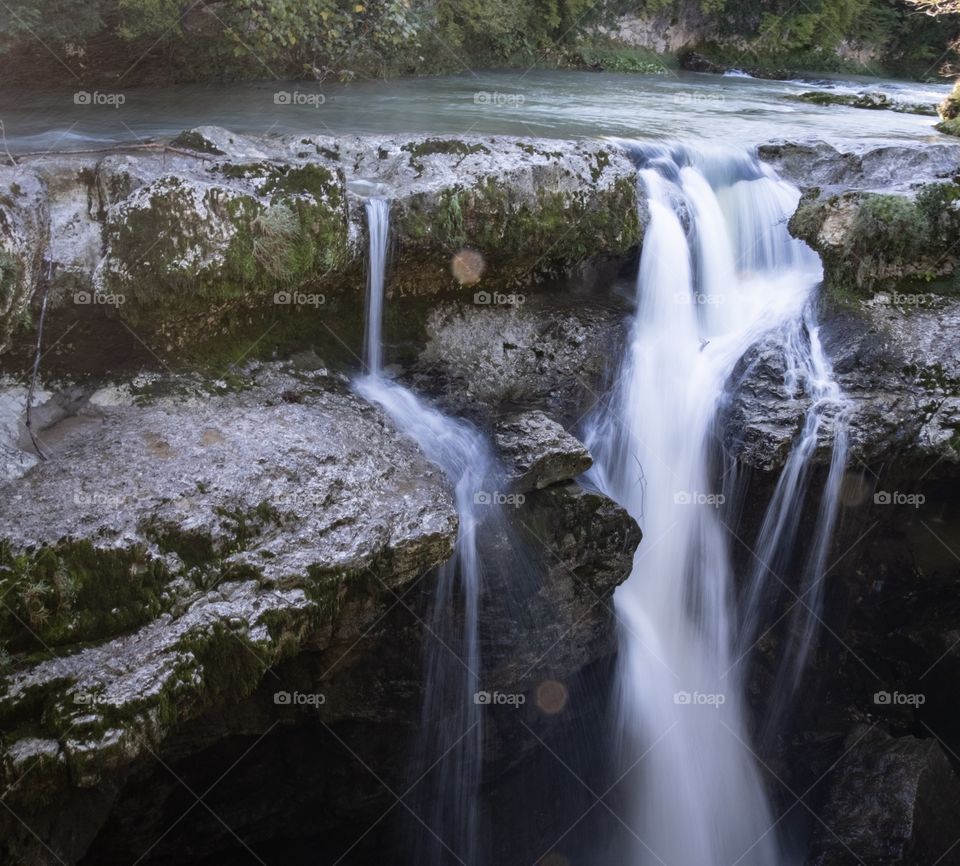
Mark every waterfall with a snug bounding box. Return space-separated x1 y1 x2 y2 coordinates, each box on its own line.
586 142 847 865
363 197 390 375
354 195 490 866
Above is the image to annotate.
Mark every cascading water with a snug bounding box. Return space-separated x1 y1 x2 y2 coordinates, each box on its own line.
353 194 491 866
363 197 390 375
586 143 847 865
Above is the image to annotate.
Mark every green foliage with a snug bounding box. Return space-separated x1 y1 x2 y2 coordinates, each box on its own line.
577 40 670 73
0 0 103 49
939 81 960 119
1 0 957 80
936 116 960 134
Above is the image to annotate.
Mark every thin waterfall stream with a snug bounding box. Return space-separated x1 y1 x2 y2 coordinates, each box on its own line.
354 196 492 866
586 142 848 865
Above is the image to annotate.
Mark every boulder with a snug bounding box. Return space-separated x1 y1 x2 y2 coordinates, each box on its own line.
808 725 960 866
407 297 629 426
722 298 960 468
495 410 593 492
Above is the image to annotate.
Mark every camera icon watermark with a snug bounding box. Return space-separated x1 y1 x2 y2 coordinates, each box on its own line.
274 690 326 706
473 91 526 108
674 491 725 508
74 90 126 109
874 690 925 707
474 490 525 508
74 290 125 307
474 690 526 707
874 490 925 508
73 489 129 508
274 291 326 308
674 690 726 708
473 291 525 307
673 93 725 106
274 90 326 108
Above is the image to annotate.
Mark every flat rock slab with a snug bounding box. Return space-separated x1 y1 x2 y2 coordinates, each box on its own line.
0 360 457 807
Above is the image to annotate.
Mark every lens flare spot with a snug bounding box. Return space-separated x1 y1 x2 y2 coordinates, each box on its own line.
451 248 486 285
535 679 568 715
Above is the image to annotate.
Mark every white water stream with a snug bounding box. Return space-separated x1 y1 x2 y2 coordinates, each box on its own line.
354 197 492 866
586 142 847 865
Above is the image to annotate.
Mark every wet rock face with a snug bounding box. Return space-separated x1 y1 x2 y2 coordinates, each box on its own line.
721 337 810 471
0 360 641 866
0 362 458 865
0 129 642 364
758 141 960 195
788 187 960 295
0 167 48 354
760 141 960 297
825 299 960 465
407 297 629 426
721 298 960 469
807 726 960 866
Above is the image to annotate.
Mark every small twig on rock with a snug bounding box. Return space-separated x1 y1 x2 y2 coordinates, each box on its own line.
25 261 53 461
0 120 16 166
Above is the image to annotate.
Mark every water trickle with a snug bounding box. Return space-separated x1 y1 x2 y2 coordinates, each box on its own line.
354 194 492 866
363 197 390 375
586 142 847 865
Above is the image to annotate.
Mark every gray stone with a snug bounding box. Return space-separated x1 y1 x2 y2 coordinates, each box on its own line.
494 410 593 492
808 725 960 866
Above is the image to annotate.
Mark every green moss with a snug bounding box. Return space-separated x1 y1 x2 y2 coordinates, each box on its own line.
390 172 640 295
936 117 960 138
0 540 171 650
939 81 960 121
853 195 926 260
401 139 491 177
104 163 349 336
591 150 611 183
170 130 226 155
798 189 959 300
261 164 340 203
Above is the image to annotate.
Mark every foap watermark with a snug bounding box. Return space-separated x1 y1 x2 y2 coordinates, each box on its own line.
874 690 925 707
474 290 525 307
874 490 925 508
73 690 101 707
674 491 725 508
73 489 129 508
74 290 125 307
274 690 326 706
474 690 526 707
274 290 325 308
673 92 725 107
674 291 726 306
875 291 934 307
674 690 726 708
74 90 126 108
474 490 525 508
274 90 326 108
473 91 526 108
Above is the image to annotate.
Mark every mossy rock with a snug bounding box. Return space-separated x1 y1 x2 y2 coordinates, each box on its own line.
0 540 172 651
390 173 641 293
791 186 960 300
